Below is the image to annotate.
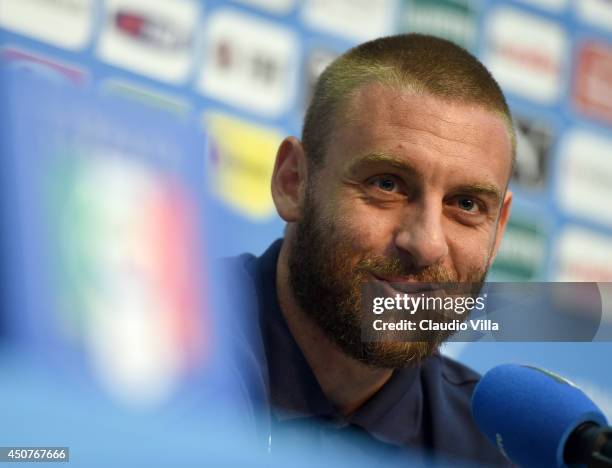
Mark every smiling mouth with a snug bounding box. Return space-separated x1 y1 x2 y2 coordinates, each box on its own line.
368 273 442 295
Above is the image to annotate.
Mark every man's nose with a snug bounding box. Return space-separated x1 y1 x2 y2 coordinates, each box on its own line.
393 201 449 270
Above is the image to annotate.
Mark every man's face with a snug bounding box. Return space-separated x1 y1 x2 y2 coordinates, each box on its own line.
288 84 513 368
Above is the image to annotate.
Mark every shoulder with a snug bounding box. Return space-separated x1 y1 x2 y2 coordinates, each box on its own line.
215 252 258 279
216 239 283 284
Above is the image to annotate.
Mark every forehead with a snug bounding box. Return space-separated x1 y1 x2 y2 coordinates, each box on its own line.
329 83 513 181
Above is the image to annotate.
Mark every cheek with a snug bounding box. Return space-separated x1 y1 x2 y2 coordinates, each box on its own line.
332 200 399 252
447 228 492 274
332 204 393 261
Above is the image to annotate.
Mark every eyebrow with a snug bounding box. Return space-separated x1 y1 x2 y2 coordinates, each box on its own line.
347 152 420 177
347 152 503 204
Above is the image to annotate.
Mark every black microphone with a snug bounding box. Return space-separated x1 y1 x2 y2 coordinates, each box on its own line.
564 422 612 467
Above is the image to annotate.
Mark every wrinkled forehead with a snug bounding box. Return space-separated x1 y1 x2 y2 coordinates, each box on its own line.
330 83 514 180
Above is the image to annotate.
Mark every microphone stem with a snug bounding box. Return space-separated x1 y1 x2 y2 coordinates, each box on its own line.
564 423 612 467
591 428 612 468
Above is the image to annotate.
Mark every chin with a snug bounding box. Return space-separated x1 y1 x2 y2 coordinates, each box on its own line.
343 341 441 369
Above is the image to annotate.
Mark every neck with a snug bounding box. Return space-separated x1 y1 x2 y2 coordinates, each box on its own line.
276 239 393 416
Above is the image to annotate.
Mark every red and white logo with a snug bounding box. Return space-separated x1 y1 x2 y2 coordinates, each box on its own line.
197 9 298 117
574 41 612 125
97 0 199 83
555 226 612 281
484 7 568 104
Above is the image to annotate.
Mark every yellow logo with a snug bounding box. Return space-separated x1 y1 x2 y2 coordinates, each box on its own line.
205 112 282 219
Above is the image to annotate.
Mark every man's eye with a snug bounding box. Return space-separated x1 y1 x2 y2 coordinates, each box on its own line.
457 197 478 212
369 176 399 192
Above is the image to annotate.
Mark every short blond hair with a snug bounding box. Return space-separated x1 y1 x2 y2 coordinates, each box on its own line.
302 34 515 171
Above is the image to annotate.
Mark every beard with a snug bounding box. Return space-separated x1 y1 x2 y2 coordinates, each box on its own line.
287 188 489 369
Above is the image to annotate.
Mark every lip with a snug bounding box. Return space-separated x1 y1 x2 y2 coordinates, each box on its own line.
368 273 442 294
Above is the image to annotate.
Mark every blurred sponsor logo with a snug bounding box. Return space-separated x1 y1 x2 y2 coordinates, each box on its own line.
301 0 394 41
574 41 612 125
205 113 281 219
1 47 88 85
397 0 477 51
233 0 295 14
555 227 612 281
558 130 612 227
0 0 92 50
102 79 190 117
97 0 199 83
51 152 206 406
303 48 338 111
484 7 567 103
512 115 553 189
577 0 612 33
198 10 298 117
491 217 546 280
113 9 191 51
515 0 567 11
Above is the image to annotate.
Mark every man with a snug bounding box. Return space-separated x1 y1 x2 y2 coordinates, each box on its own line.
221 34 513 466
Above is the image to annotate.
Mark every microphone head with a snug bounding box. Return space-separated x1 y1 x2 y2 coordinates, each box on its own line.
471 364 608 468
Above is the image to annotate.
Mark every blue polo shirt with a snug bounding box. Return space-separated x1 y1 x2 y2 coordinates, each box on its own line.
220 239 511 467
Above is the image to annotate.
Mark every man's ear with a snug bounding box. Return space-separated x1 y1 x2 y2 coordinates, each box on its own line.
490 190 513 263
271 136 308 222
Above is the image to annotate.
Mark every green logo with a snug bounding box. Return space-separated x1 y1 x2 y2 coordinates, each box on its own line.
490 217 546 281
397 0 478 51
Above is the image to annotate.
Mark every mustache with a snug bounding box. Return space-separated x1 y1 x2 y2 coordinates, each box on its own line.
356 256 457 283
